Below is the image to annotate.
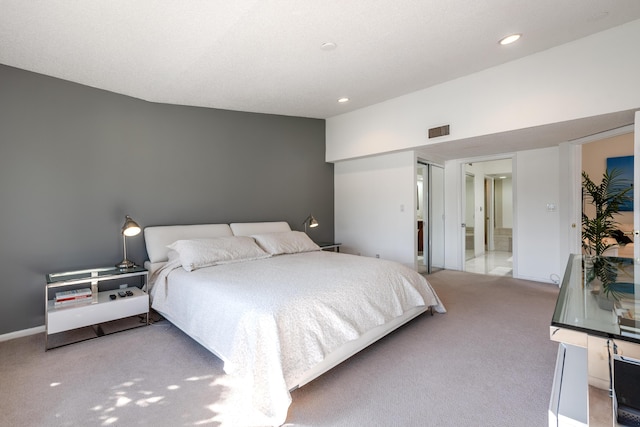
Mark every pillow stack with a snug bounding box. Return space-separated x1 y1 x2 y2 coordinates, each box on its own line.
168 236 270 271
167 231 321 272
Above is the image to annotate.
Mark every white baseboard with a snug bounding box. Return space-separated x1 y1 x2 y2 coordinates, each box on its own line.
513 273 555 284
0 325 45 342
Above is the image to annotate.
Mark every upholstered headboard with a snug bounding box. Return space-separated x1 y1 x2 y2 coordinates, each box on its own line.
143 221 292 263
230 221 291 236
144 224 233 263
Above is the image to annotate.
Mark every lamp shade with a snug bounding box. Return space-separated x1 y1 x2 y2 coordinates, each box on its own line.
117 215 141 269
121 215 141 236
303 214 319 232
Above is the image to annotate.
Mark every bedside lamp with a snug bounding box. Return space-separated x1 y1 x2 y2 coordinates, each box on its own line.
303 214 319 233
116 215 141 269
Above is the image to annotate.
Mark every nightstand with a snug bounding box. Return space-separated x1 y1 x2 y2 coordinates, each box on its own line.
317 242 342 252
45 266 149 350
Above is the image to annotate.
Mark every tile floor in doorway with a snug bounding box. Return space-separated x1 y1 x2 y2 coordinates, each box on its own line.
465 251 513 276
418 251 512 276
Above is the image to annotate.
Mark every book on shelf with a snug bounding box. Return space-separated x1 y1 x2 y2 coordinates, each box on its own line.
621 329 640 340
53 294 93 307
618 313 640 341
55 288 91 302
620 316 640 329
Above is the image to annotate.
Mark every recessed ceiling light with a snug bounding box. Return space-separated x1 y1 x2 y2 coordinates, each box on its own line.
499 33 521 45
337 97 350 103
321 42 337 51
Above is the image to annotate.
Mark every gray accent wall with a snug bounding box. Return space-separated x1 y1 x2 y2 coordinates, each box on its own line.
0 64 333 335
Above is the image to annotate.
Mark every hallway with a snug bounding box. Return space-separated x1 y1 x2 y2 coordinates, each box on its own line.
465 251 513 276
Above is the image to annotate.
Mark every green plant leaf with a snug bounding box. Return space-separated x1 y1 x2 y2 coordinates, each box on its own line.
582 169 632 256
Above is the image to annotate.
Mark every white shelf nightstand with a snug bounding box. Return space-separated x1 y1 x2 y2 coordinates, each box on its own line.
45 266 149 350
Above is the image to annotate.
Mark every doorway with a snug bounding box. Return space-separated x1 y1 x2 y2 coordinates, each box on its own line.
417 162 444 274
580 128 635 258
463 159 514 276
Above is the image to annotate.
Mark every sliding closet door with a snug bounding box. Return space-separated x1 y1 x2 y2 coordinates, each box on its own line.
429 165 445 271
417 162 444 273
464 173 476 262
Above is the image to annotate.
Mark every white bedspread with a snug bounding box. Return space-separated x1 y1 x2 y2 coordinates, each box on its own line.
151 251 445 425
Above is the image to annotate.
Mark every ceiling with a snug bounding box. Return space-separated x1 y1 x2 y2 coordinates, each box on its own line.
1 1 640 159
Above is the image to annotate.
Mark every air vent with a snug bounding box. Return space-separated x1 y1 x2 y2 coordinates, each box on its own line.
428 125 450 139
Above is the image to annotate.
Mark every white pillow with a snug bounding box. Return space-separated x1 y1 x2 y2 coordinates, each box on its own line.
251 231 321 255
168 236 270 272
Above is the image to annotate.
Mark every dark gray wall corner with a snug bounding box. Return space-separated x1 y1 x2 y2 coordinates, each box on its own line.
0 64 333 335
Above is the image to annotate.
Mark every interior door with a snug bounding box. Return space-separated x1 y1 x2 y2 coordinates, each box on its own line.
464 173 475 261
485 177 494 252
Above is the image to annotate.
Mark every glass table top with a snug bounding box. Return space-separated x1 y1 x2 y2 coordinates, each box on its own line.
552 254 640 344
46 266 147 285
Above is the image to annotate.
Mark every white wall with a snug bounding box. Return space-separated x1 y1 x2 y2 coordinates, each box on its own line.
499 178 513 229
329 21 640 281
515 147 562 282
326 19 640 162
444 160 463 270
334 151 416 267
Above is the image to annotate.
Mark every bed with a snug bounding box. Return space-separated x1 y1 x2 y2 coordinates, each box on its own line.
144 221 445 425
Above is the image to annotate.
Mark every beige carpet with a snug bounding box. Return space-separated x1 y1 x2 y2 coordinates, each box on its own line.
0 270 559 426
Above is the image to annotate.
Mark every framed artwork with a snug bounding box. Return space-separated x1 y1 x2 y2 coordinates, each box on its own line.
606 155 634 211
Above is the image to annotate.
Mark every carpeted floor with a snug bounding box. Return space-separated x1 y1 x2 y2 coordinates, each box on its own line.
0 270 559 426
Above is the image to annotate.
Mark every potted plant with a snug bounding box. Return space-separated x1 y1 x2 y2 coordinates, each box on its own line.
582 168 632 256
582 168 633 301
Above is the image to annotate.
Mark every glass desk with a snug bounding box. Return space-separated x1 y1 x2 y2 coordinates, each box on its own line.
550 254 640 426
552 254 640 344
